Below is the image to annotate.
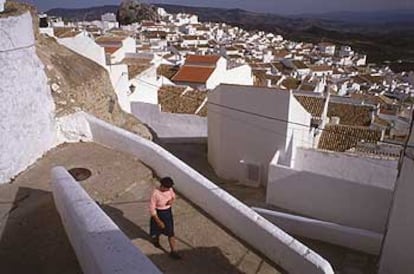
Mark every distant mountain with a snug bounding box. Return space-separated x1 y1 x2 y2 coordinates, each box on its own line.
294 10 414 25
47 5 118 21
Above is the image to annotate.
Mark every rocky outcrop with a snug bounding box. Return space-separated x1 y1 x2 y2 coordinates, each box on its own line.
36 35 152 139
117 0 159 25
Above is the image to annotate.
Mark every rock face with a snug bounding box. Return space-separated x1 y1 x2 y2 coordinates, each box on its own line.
36 35 152 140
117 0 159 25
0 11 56 184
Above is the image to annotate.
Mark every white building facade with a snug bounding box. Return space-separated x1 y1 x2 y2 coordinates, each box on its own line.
208 85 314 186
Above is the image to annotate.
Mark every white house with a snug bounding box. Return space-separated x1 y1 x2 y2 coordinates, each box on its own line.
172 54 226 89
338 45 354 58
181 35 208 48
309 65 333 77
101 13 119 31
96 35 136 65
172 55 253 90
0 0 5 12
208 85 314 186
318 42 336 56
57 31 106 68
125 58 160 105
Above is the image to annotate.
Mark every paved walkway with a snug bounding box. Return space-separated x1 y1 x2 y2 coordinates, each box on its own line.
0 142 282 274
159 142 379 274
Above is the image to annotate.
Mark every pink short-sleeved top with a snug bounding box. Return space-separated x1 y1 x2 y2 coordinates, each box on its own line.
149 188 176 215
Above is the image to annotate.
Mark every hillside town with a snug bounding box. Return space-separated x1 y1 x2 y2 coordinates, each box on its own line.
39 8 414 149
1 1 414 273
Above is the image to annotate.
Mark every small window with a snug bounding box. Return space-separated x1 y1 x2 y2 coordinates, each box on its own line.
247 163 260 182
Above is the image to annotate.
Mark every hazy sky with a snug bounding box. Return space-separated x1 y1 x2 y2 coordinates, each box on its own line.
28 0 414 14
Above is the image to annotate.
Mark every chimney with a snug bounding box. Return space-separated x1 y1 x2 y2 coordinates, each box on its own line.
330 116 340 125
267 79 272 87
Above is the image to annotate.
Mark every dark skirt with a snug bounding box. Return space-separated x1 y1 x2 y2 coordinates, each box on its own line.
150 207 174 237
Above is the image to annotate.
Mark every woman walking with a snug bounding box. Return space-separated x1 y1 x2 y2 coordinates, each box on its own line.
149 177 181 259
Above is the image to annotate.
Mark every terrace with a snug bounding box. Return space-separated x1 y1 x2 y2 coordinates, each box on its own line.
0 142 282 274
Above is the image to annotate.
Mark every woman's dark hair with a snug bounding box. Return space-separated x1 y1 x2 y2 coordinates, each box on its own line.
160 177 174 188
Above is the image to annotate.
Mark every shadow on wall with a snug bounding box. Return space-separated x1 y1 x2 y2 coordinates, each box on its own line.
101 204 246 274
0 187 81 274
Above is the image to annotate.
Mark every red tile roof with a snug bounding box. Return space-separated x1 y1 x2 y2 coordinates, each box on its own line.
295 95 325 117
104 46 121 54
185 54 220 66
309 65 333 72
96 36 127 44
318 124 382 152
327 103 374 126
172 65 215 84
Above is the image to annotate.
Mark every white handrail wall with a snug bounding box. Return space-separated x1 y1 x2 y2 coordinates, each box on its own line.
51 166 161 274
83 112 334 274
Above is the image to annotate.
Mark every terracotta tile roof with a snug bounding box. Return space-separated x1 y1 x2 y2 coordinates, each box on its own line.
327 102 374 126
125 60 152 79
158 86 207 115
252 70 267 86
157 64 179 80
348 143 401 159
373 116 392 128
272 49 290 58
54 27 80 38
298 83 316 92
309 65 333 72
318 124 382 152
185 54 220 66
292 60 309 70
96 35 127 44
172 65 215 84
281 77 300 90
295 95 325 117
104 46 121 54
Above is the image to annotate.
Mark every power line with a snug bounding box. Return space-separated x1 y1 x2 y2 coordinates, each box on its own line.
207 108 400 169
133 77 409 148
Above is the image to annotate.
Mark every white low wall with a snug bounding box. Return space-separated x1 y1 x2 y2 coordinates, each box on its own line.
81 113 334 274
267 163 393 233
131 102 207 142
253 207 383 255
294 147 398 190
51 166 161 274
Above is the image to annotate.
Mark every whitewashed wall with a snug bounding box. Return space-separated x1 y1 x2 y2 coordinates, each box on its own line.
75 113 334 274
285 96 314 167
131 102 207 141
51 167 161 274
379 123 414 274
267 162 393 233
294 148 398 190
107 64 131 113
208 85 312 185
58 33 106 68
129 66 159 105
223 64 254 86
253 207 383 255
206 57 227 90
0 12 56 184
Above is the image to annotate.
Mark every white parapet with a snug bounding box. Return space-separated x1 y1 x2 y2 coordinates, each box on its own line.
70 112 335 274
253 207 383 255
51 166 161 274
